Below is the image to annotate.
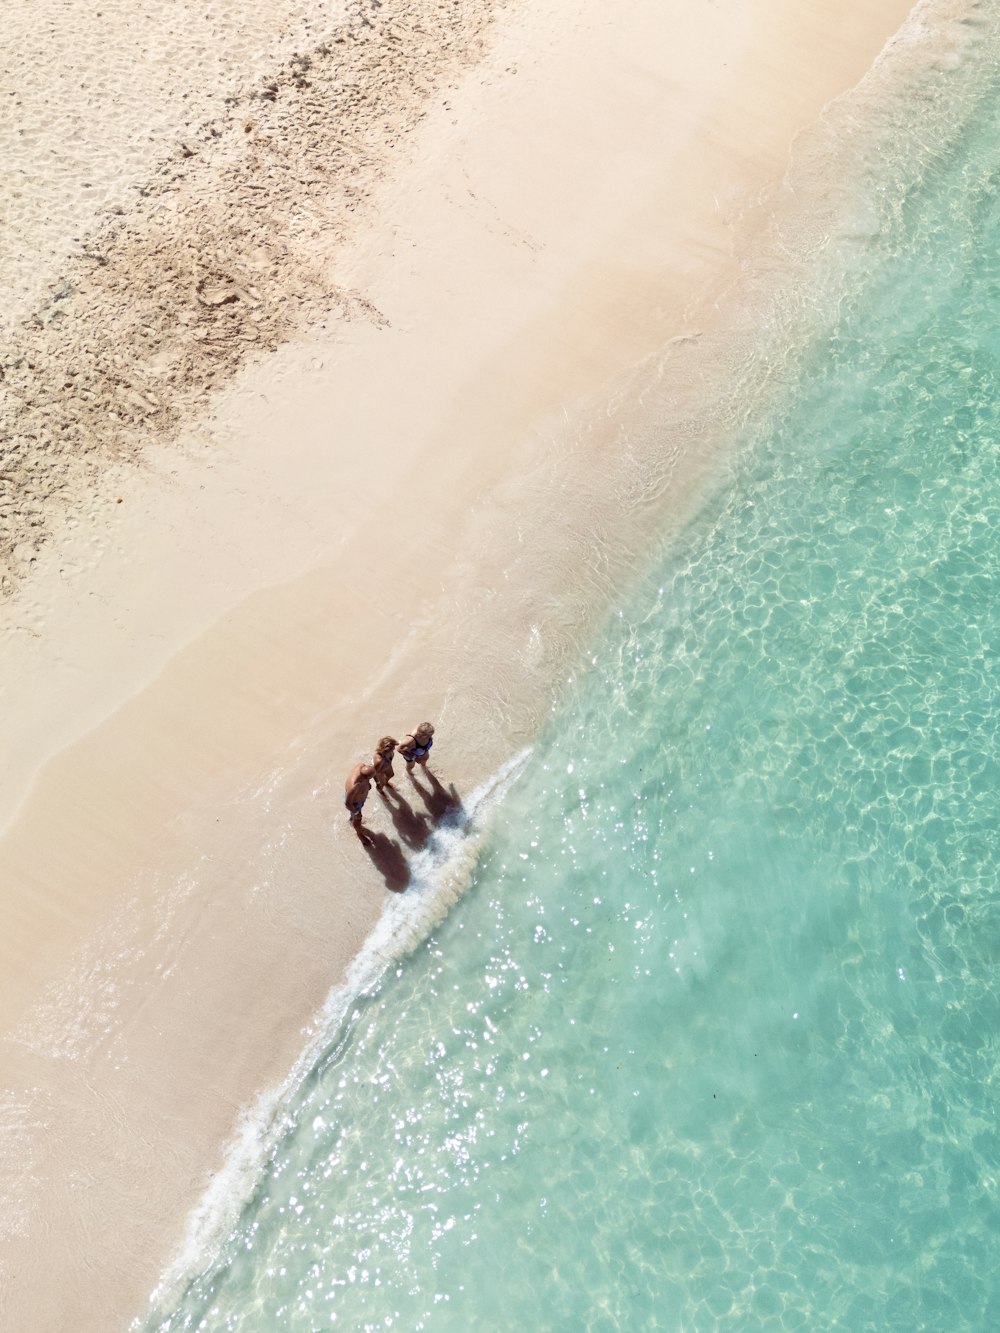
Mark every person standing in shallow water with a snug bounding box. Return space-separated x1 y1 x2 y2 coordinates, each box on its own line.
344 761 375 841
397 722 434 774
372 736 397 794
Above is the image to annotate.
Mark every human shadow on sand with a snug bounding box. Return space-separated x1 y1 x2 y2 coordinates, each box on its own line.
376 785 434 851
362 830 410 893
359 771 464 893
377 770 463 850
408 767 463 825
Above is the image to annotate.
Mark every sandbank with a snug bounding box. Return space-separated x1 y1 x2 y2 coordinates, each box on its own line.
0 0 928 1326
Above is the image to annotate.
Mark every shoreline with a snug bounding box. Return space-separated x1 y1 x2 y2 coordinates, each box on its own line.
0 0 929 1327
145 743 535 1317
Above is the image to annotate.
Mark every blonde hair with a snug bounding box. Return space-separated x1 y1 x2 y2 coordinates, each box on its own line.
416 722 435 736
375 735 397 754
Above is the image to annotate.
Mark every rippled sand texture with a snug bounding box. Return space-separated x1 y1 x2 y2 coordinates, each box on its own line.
1 0 350 321
0 0 501 592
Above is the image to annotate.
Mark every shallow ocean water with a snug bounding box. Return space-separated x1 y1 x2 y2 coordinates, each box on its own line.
147 10 1000 1331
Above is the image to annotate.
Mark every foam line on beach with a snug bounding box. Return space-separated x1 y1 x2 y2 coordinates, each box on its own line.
139 747 532 1324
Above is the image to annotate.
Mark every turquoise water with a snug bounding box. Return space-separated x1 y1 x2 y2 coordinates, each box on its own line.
148 17 1000 1333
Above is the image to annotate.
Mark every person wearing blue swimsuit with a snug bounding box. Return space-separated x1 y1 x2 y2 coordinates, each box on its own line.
398 722 434 774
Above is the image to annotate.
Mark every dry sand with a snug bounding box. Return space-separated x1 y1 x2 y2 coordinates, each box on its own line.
0 0 927 1326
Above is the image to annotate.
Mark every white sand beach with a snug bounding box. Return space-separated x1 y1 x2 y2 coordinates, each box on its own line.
0 0 922 1325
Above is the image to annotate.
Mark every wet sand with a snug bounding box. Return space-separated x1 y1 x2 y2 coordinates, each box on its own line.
0 0 922 1326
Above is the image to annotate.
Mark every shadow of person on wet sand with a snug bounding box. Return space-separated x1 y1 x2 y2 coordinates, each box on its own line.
409 767 463 826
377 786 433 851
362 830 410 893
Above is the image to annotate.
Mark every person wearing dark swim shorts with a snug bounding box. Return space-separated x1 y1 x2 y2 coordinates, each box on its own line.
398 722 434 774
344 761 375 840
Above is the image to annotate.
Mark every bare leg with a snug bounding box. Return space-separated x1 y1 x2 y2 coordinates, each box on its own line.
350 811 374 844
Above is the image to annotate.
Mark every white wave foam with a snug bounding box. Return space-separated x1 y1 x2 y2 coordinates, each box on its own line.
138 746 532 1326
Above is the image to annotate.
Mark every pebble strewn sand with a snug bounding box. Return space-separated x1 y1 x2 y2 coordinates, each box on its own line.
1 0 351 322
0 0 499 594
